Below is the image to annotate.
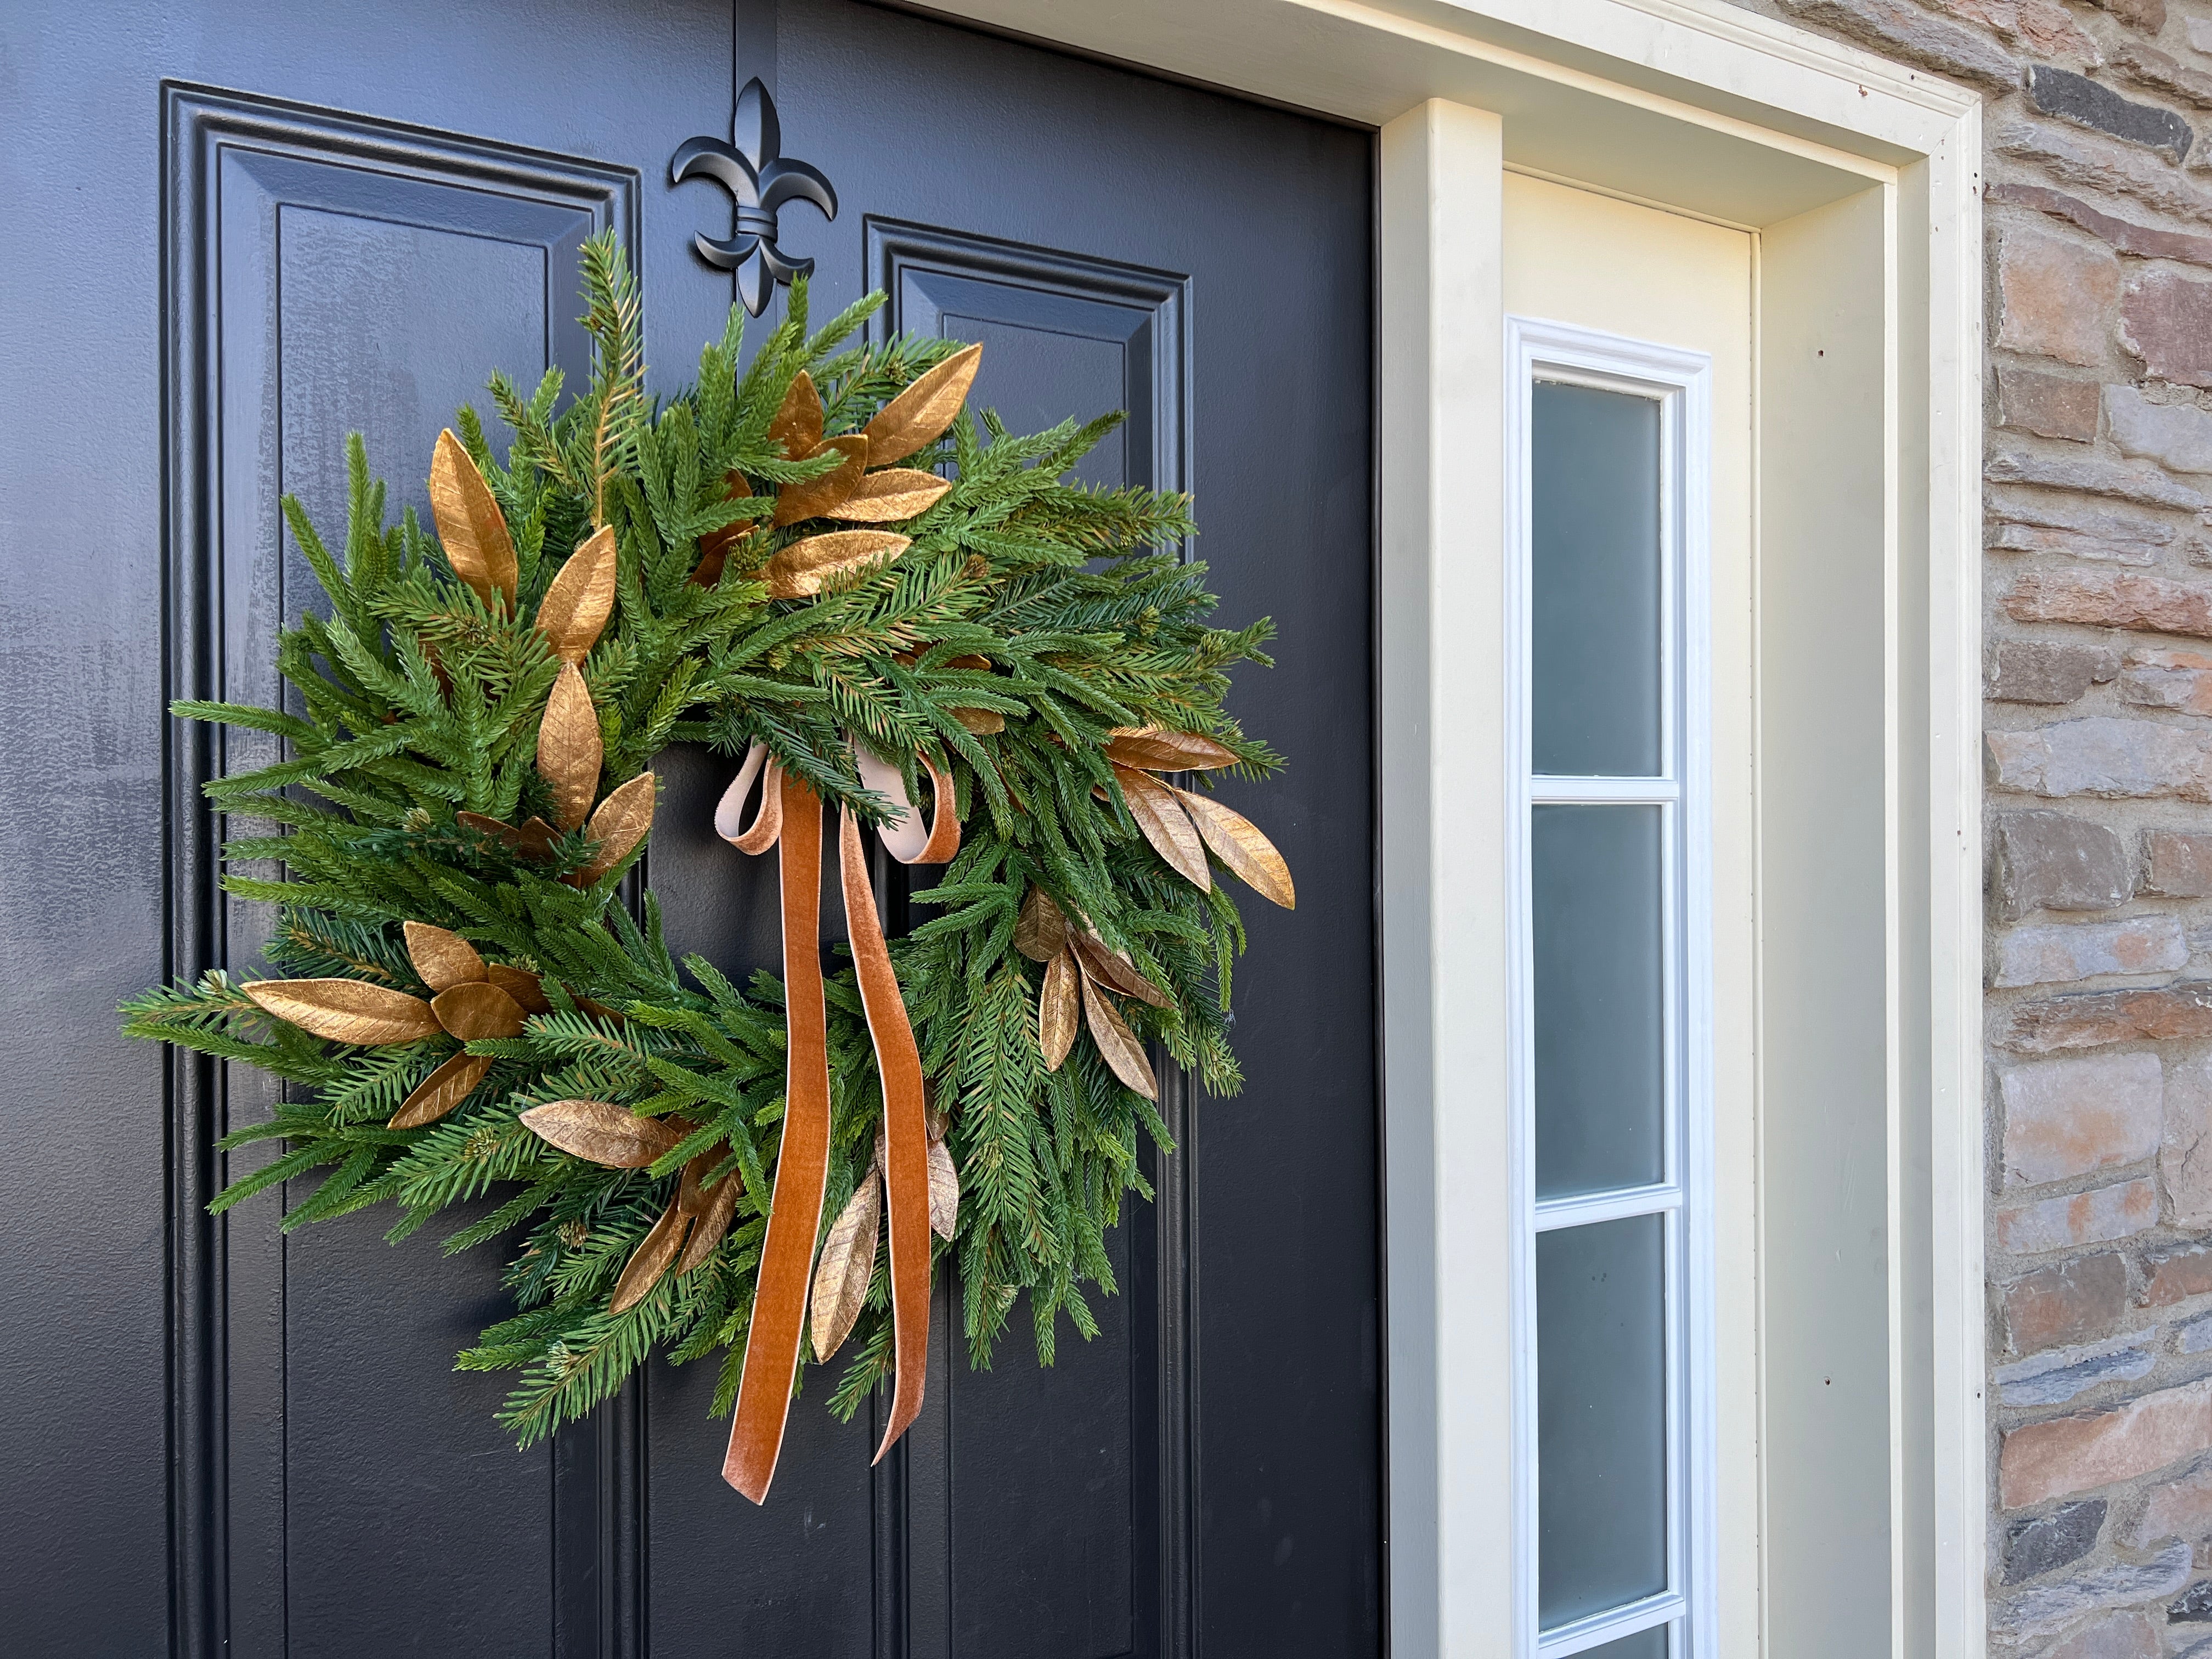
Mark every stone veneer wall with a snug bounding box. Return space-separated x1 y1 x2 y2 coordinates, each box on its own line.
1713 0 2212 1646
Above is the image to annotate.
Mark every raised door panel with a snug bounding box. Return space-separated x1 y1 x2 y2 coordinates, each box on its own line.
882 225 1190 1659
642 224 1192 1659
167 87 633 1657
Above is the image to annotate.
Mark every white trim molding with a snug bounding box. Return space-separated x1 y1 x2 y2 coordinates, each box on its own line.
1376 97 1511 1659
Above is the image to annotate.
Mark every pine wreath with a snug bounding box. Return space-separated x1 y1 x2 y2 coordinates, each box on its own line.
123 235 1292 1499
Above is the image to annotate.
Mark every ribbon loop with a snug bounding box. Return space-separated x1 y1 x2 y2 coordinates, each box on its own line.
713 741 783 854
853 746 961 866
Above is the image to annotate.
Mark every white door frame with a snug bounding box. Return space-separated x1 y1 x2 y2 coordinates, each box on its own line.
915 3 1987 1653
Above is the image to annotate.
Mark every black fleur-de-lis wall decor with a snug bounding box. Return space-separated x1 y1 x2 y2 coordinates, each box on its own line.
670 77 837 316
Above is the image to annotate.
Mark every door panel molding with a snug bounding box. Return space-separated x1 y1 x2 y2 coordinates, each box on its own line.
865 216 1189 501
870 215 1195 1659
160 82 636 1657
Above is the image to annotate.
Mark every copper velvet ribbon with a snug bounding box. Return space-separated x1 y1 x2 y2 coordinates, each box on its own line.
712 742 958 1503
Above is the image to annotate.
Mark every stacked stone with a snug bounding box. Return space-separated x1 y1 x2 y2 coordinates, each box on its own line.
1718 0 2212 1646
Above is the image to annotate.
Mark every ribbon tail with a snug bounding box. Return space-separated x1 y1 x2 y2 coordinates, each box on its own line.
723 774 831 1504
839 806 933 1463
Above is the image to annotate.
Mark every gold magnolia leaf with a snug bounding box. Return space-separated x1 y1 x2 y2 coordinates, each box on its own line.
1040 947 1080 1071
763 530 910 600
427 429 518 607
1112 764 1211 890
774 434 869 526
609 1200 692 1315
768 370 825 456
241 979 442 1045
430 981 527 1041
927 1138 958 1240
1069 931 1172 1009
1014 887 1068 963
1170 786 1296 909
537 661 603 833
536 526 618 663
952 708 1006 735
570 770 657 887
676 1147 722 1217
520 1100 684 1168
678 1158 744 1274
403 921 486 993
456 811 560 863
388 1052 491 1130
692 484 757 588
863 342 983 466
1077 962 1158 1101
832 468 953 523
1105 726 1239 772
484 963 551 1015
810 1175 882 1362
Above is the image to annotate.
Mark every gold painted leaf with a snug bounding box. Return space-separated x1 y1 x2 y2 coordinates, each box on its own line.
1078 964 1158 1101
1105 726 1239 772
763 530 910 600
810 1175 882 1362
609 1200 691 1315
430 981 527 1041
952 707 1006 735
677 1158 744 1275
536 526 618 663
571 770 657 886
832 468 953 523
403 921 486 992
428 429 518 607
927 1138 959 1240
773 434 869 526
1170 786 1296 909
1040 947 1079 1071
520 1100 684 1168
1068 931 1172 1009
456 811 560 863
484 963 551 1015
862 342 982 466
241 979 441 1045
692 478 758 588
675 1146 722 1218
1112 764 1210 890
768 370 825 456
1014 886 1068 962
388 1052 491 1130
537 661 603 833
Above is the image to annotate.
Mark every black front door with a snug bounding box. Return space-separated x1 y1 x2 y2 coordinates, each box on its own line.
1 3 1375 1654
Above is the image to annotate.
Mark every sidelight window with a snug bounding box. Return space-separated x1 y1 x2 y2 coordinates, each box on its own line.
1506 320 1715 1659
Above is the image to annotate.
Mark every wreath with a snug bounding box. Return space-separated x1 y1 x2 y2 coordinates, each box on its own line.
123 235 1293 1501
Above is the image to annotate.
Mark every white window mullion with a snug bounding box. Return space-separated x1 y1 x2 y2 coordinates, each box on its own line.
1533 1184 1682 1232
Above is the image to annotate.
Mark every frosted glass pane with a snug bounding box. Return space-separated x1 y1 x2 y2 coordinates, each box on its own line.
1538 1216 1669 1628
1579 1625 1670 1658
1533 805 1664 1198
1532 380 1662 777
